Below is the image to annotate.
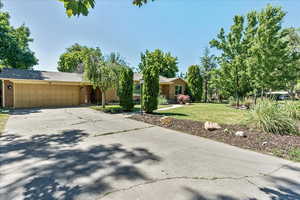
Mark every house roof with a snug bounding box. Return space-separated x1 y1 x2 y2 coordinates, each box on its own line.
0 68 84 83
133 73 186 83
0 68 186 84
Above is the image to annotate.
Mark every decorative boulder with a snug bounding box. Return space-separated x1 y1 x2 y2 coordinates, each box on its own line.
235 131 246 137
204 121 221 131
160 116 173 126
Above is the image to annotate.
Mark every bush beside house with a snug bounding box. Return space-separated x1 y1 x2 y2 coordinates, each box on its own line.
118 67 134 111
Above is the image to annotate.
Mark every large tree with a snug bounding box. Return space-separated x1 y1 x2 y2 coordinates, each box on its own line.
58 44 101 73
210 15 250 106
280 28 300 99
245 6 297 98
247 5 292 94
209 68 231 102
200 47 217 103
139 49 178 78
0 11 38 69
187 65 203 102
59 0 153 17
210 5 295 104
84 49 117 108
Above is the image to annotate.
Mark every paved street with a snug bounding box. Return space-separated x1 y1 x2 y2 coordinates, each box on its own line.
0 107 299 200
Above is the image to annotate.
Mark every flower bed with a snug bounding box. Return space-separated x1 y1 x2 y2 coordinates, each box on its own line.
130 114 300 162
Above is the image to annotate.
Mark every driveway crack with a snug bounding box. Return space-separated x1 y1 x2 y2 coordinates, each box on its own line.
98 165 286 199
94 126 155 137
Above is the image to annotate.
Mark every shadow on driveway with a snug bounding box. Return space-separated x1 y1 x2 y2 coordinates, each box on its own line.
0 129 161 200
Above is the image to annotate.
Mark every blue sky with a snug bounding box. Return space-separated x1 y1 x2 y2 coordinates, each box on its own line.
2 0 300 72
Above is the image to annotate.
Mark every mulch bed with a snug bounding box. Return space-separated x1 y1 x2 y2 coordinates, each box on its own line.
130 114 300 161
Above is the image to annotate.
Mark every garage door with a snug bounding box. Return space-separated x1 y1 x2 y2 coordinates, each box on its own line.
14 83 80 108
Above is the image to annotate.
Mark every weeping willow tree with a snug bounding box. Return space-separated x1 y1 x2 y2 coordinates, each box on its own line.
84 50 117 108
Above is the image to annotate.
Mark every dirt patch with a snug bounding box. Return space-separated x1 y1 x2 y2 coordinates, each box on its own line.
130 114 300 161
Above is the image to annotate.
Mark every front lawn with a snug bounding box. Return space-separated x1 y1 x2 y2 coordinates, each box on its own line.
158 103 246 125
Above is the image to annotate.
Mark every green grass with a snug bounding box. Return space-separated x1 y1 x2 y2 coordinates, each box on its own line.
272 147 300 162
91 104 172 113
288 147 300 162
157 103 246 125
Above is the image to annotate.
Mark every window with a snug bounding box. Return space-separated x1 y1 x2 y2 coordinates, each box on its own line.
175 85 183 95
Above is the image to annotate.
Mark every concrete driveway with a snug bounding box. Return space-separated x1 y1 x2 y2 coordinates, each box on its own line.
0 107 299 200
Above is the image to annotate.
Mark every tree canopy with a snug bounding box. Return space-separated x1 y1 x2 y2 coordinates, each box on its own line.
139 49 178 78
210 5 299 103
187 65 203 102
105 52 127 66
84 49 117 108
280 27 300 98
210 15 249 105
59 0 154 17
200 47 217 102
57 43 102 73
0 11 38 69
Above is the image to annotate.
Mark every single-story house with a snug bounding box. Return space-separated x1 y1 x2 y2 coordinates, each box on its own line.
0 68 187 108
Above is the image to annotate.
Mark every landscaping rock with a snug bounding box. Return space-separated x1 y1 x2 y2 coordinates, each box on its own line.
204 121 221 131
223 128 230 134
235 131 246 137
240 105 248 110
262 142 268 146
160 116 173 126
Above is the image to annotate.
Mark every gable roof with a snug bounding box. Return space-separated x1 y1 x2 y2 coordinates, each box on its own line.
0 68 186 84
0 68 84 83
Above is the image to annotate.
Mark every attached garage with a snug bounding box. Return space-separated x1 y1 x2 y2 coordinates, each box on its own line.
0 68 91 109
14 83 80 108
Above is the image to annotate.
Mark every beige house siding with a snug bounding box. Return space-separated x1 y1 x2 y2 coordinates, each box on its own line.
1 74 186 108
4 80 14 108
133 78 187 102
160 85 170 99
168 79 187 101
105 88 119 102
92 87 119 104
14 83 80 108
80 86 92 104
169 84 176 100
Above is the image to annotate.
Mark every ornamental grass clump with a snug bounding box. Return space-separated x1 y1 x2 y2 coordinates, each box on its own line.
246 100 298 135
283 101 300 120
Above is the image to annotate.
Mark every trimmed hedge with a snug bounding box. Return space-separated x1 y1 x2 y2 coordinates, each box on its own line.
118 67 134 111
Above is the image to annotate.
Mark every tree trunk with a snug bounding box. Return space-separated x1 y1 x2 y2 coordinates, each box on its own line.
254 91 257 105
236 74 239 107
289 85 295 101
204 80 208 103
101 90 106 108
